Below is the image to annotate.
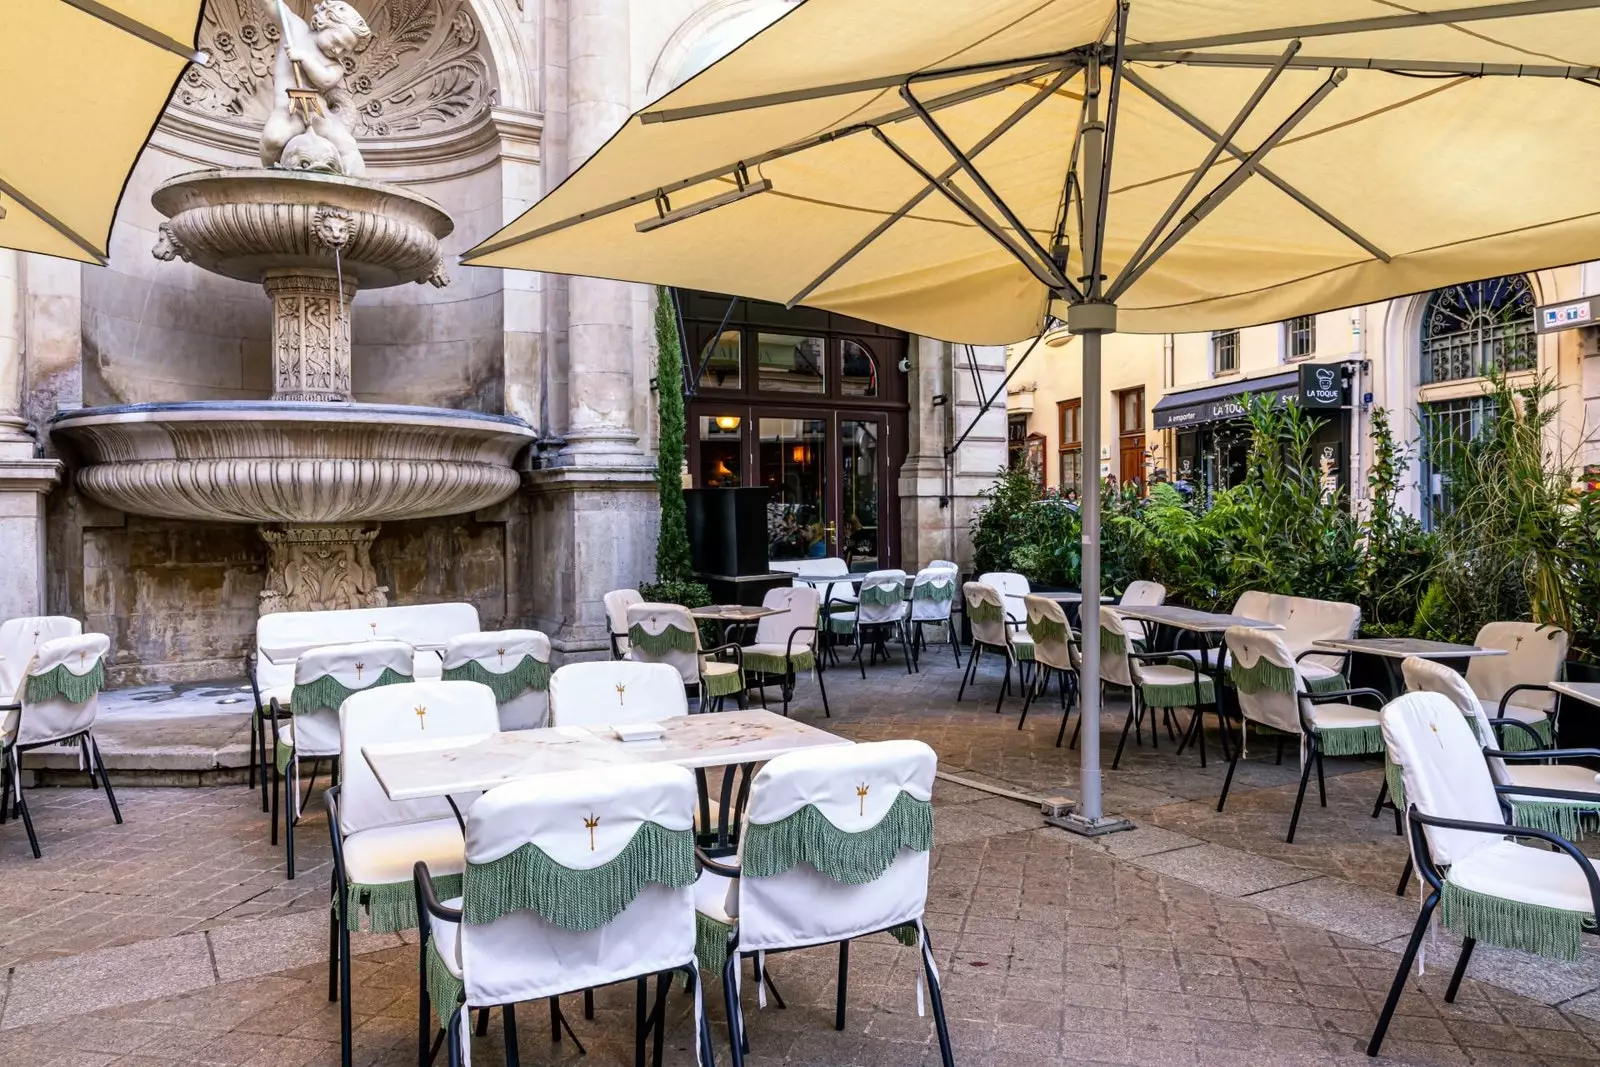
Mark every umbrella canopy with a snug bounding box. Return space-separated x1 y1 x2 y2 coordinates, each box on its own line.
3 1 206 264
466 0 1600 343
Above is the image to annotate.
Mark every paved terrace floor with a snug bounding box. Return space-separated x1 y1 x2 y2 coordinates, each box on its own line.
1 651 1599 1066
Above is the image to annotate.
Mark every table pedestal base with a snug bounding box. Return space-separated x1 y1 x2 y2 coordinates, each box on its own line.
1047 811 1136 837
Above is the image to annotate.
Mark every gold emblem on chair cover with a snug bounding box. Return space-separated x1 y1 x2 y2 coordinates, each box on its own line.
415 704 427 729
615 682 627 706
584 813 600 850
354 661 365 680
857 782 870 816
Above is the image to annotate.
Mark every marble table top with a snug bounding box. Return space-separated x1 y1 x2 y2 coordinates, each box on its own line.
259 639 447 665
1006 591 1113 603
689 605 781 622
1550 681 1600 707
362 709 852 801
1112 605 1281 633
1312 637 1506 659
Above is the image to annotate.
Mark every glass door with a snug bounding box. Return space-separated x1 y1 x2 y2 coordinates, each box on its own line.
839 416 885 571
758 415 830 563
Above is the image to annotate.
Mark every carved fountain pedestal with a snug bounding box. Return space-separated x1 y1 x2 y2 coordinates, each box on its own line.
59 169 533 613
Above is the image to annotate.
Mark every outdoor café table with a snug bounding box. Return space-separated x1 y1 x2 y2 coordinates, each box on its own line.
1550 681 1600 708
1005 589 1112 628
259 638 448 666
1113 605 1281 660
1310 637 1506 700
361 708 851 850
689 602 781 645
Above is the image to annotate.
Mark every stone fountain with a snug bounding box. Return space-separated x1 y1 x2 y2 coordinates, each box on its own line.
54 0 534 614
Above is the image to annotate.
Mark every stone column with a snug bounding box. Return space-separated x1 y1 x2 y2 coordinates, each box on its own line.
264 271 357 402
0 250 64 619
525 0 659 661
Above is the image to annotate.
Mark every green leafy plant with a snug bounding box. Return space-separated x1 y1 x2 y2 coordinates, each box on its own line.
1358 407 1435 634
653 287 692 585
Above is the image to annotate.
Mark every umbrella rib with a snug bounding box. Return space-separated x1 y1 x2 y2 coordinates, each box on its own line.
786 68 1077 309
1123 0 1600 56
898 86 1070 292
1088 1 1132 294
870 128 1067 294
1108 69 1349 302
57 0 208 63
1118 41 1302 297
0 174 106 264
1121 70 1391 265
1132 50 1600 79
465 61 1073 261
639 50 1080 125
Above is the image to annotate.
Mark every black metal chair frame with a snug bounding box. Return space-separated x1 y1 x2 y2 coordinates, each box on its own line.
740 625 829 718
1111 650 1218 770
0 724 121 859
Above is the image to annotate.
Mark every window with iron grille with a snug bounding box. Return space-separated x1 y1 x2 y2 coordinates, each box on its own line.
1421 276 1536 384
1286 315 1315 360
1212 329 1238 375
1419 395 1497 526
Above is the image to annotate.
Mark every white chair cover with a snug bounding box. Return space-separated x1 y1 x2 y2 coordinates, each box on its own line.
253 602 481 695
909 568 958 623
548 661 688 726
1233 590 1273 620
1382 691 1507 868
626 602 701 686
1225 626 1302 736
443 630 551 731
1468 622 1568 714
734 739 935 954
856 569 908 626
1098 606 1134 689
927 560 958 572
963 583 1009 649
1120 581 1165 608
0 616 82 704
1402 656 1503 773
604 589 643 656
1025 595 1075 673
289 639 416 758
795 556 857 606
752 586 819 649
452 764 699 1006
7 633 110 747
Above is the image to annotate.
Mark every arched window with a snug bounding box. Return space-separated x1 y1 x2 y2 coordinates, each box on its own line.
1420 275 1535 384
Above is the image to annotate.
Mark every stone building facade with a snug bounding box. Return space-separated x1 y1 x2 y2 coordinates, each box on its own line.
0 0 1004 684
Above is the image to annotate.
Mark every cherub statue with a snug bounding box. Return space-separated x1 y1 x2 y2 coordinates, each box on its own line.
258 1 371 176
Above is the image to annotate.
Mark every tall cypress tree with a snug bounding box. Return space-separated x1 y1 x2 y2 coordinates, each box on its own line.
654 287 692 583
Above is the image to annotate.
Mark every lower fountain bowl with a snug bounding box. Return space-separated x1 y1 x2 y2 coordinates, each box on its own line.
52 401 536 524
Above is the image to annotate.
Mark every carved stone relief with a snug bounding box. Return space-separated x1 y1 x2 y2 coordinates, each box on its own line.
259 524 389 613
176 0 494 139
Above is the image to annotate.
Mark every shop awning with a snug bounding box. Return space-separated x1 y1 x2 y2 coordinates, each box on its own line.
1151 370 1299 430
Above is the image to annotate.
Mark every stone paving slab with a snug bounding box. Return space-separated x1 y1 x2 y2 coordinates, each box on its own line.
1246 877 1421 946
1125 843 1320 898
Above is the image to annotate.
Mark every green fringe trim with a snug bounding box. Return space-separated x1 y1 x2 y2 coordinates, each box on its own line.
695 910 733 975
967 600 1003 625
1509 798 1600 840
912 582 954 603
1305 671 1350 695
703 667 745 699
859 583 904 607
1315 724 1385 758
742 649 815 675
426 940 464 1024
275 734 294 776
826 614 857 634
440 655 550 702
889 923 919 947
1027 616 1068 645
24 661 105 705
1100 627 1126 656
291 668 411 715
1140 671 1214 709
1229 657 1296 696
1500 715 1553 752
1385 755 1407 812
463 822 695 931
629 624 698 656
340 873 461 934
1440 879 1592 961
1013 639 1035 662
743 791 933 885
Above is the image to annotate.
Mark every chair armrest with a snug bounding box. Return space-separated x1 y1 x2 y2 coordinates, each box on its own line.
323 784 347 887
1498 683 1555 718
1487 746 1600 762
785 626 819 659
1411 806 1600 915
1127 649 1204 688
609 632 625 661
703 642 744 672
413 860 464 923
1492 782 1600 803
1306 687 1386 710
1487 717 1550 750
696 847 740 879
1295 648 1351 668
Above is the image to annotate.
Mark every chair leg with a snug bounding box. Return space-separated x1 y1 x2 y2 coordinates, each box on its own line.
285 762 297 880
723 951 746 1067
1315 749 1327 808
900 623 914 674
815 661 831 718
1112 700 1138 770
270 745 281 847
1217 743 1242 813
1018 666 1039 730
1287 742 1316 844
650 971 669 1067
339 903 353 1067
956 643 977 701
1367 889 1441 1057
1371 777 1389 820
921 933 956 1067
1395 857 1414 896
417 936 432 1067
90 736 121 824
835 939 850 1031
1445 937 1476 1002
329 883 340 1003
475 1008 490 1037
9 751 40 858
993 658 1011 715
856 631 866 680
446 1003 465 1067
0 751 9 825
949 621 962 667
635 976 649 1067
503 1002 520 1067
585 987 595 1019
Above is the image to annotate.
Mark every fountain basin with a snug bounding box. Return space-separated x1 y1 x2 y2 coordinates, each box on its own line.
53 402 535 524
151 169 454 288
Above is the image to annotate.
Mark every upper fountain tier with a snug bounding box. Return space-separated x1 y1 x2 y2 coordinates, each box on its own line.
151 169 453 289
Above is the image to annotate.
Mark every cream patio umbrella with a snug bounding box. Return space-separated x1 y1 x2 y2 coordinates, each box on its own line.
464 0 1600 832
3 1 206 263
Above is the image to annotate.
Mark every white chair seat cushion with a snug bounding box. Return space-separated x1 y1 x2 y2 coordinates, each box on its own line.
1309 702 1381 732
277 709 340 759
1446 839 1595 915
1300 661 1342 685
1488 700 1550 726
741 642 810 661
1504 762 1600 796
343 817 466 889
693 868 738 924
431 897 465 978
1135 663 1214 705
